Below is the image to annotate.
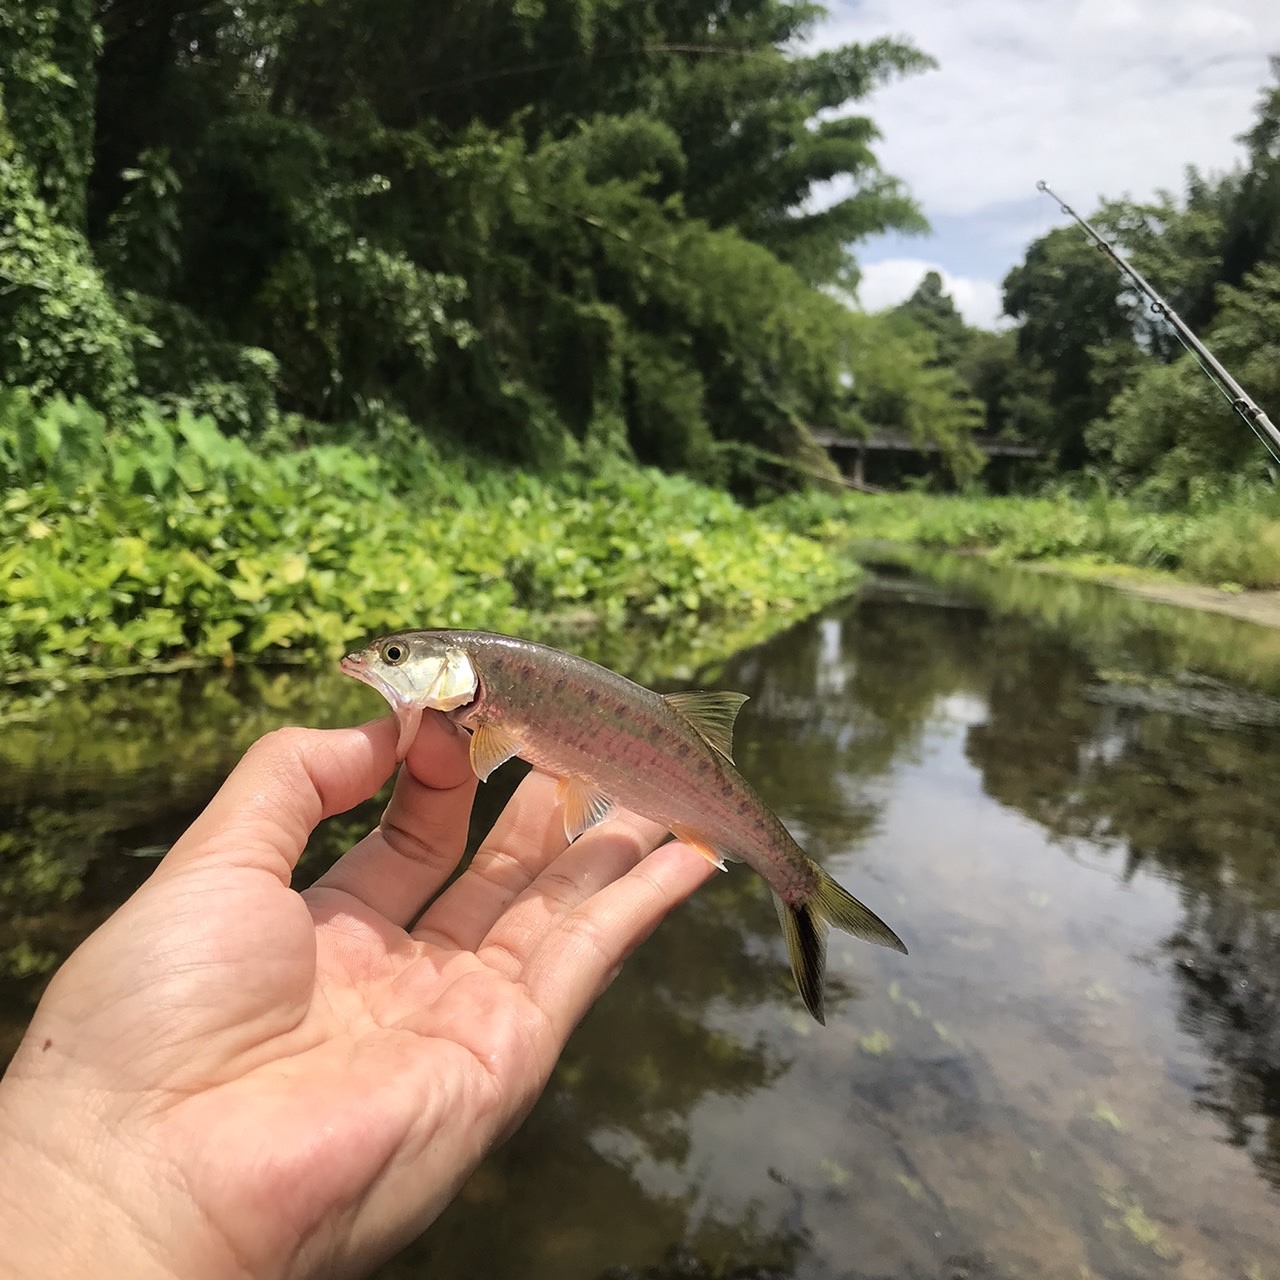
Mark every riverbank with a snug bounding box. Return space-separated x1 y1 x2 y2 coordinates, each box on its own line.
767 488 1280 629
11 392 1280 686
0 393 861 683
1018 560 1280 629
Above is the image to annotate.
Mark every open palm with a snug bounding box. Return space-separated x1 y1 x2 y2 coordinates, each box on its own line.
1 715 713 1280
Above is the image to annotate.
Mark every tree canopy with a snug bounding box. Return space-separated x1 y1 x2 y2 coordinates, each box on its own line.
985 59 1280 497
0 0 944 478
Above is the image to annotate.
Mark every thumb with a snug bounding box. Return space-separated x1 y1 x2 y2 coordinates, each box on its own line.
159 719 400 883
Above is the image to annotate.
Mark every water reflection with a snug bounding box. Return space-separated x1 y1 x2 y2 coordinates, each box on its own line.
3 566 1280 1278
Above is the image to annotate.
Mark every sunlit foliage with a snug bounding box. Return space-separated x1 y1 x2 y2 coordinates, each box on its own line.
0 0 941 475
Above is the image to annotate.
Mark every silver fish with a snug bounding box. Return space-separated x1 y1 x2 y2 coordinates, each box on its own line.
341 630 906 1023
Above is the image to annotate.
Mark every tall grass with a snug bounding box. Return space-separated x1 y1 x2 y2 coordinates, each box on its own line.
767 487 1280 589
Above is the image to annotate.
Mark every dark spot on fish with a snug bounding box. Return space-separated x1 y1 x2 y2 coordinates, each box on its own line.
677 744 690 759
586 691 598 706
647 725 662 745
41 1038 52 1052
615 701 629 717
720 784 733 798
554 677 566 693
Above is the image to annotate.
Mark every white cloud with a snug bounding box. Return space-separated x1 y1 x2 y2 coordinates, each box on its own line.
856 259 1007 329
815 0 1278 216
809 0 1280 313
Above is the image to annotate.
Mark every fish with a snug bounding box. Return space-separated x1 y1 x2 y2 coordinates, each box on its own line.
340 629 907 1023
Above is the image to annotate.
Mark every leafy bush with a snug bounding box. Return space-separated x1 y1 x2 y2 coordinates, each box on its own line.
0 101 141 410
0 393 858 680
123 295 283 438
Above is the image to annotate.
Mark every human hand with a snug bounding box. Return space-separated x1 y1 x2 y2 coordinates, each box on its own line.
0 714 714 1280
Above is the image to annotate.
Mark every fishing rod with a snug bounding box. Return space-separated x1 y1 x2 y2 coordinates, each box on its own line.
1036 179 1280 462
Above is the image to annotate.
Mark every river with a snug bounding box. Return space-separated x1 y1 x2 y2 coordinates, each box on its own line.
3 557 1278 1279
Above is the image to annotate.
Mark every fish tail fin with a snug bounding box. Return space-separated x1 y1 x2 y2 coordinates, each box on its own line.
773 865 907 1026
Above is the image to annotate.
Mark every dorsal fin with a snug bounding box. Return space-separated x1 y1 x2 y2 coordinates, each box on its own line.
661 690 749 762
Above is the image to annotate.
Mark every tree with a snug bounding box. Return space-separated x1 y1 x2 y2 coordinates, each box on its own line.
952 327 1052 445
1217 58 1280 304
844 310 985 484
0 0 937 481
0 0 98 227
892 270 968 366
1001 220 1143 467
994 60 1280 485
659 31 934 288
0 98 138 409
1088 263 1280 501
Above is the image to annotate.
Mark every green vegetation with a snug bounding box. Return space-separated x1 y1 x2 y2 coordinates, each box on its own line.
857 1028 893 1056
0 391 858 681
0 0 996 684
1099 1184 1176 1260
0 0 963 478
770 486 1280 590
1090 1101 1127 1133
3 3 1280 687
833 61 1280 503
959 62 1280 499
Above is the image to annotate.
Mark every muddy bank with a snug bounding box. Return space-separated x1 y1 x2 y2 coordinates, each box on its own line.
1087 574 1280 628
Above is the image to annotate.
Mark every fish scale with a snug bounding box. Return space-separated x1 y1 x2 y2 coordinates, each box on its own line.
447 632 810 889
341 628 908 1023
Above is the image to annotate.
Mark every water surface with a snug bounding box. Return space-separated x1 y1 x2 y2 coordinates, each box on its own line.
3 565 1278 1279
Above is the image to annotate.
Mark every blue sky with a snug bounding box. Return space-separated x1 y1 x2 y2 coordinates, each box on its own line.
809 0 1280 327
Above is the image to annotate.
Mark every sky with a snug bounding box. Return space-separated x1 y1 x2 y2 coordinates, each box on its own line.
810 0 1280 328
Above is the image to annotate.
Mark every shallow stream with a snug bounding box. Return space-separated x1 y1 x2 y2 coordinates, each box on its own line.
3 559 1278 1279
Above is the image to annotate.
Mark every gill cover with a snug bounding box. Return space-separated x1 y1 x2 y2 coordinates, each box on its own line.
343 635 480 759
388 644 477 758
418 645 478 711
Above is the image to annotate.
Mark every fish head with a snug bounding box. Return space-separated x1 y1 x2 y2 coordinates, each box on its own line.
340 632 478 759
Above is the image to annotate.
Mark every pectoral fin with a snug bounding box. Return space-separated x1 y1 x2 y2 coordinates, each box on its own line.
662 690 749 761
468 722 522 782
556 777 616 842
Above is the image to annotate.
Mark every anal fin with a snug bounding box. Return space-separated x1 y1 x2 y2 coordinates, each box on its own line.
670 825 733 873
558 776 616 842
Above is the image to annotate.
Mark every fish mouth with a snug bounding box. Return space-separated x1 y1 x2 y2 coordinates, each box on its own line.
340 652 422 760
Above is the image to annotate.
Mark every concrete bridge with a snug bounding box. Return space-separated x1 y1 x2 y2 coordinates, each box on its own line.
810 429 1043 489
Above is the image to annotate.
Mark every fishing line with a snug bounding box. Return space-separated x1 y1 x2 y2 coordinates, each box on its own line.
1036 180 1280 468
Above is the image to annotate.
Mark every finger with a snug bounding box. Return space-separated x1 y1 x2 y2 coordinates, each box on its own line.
160 719 399 883
520 841 716 1039
308 712 476 927
465 806 672 967
410 771 572 950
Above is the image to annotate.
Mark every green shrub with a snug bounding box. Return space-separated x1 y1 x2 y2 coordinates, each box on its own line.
0 394 857 680
0 102 140 410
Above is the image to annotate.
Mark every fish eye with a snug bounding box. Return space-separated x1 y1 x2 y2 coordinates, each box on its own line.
381 641 407 665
